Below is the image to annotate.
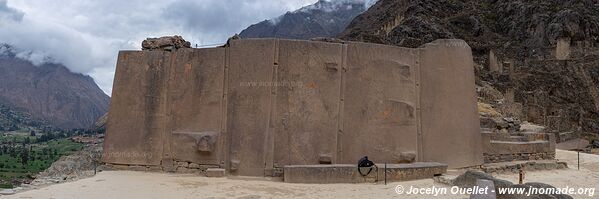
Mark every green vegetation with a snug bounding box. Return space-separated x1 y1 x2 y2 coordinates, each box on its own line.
0 102 99 187
0 129 87 187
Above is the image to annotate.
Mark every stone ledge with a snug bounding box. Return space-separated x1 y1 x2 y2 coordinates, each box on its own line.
283 162 447 184
481 160 567 173
483 152 555 163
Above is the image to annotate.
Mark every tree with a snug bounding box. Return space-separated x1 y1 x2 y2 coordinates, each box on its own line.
21 149 29 165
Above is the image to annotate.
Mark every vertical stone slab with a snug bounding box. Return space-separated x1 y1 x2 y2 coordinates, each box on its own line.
488 50 500 72
341 42 419 164
227 39 275 176
556 37 570 60
103 51 170 166
503 61 514 76
167 48 225 165
505 88 515 103
273 40 342 166
419 39 483 168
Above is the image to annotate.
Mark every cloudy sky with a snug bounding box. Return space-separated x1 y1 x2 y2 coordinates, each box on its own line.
0 0 322 95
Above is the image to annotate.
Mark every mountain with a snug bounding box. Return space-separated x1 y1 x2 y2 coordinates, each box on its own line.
340 0 599 134
0 44 110 129
239 0 376 40
0 103 47 131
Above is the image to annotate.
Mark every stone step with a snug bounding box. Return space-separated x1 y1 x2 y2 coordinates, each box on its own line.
482 160 568 173
283 162 447 184
490 135 546 142
490 140 549 145
487 140 552 155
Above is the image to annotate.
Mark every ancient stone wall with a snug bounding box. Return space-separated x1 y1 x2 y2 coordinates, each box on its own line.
481 132 556 163
103 39 482 176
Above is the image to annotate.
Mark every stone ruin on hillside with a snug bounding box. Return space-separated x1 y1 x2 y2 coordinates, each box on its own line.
102 36 556 182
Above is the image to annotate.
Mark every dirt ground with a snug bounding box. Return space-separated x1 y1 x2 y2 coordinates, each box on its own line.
5 149 599 199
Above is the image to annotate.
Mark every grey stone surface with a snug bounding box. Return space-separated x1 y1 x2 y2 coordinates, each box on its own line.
453 170 513 189
0 189 16 195
206 168 226 177
470 179 496 199
449 170 573 199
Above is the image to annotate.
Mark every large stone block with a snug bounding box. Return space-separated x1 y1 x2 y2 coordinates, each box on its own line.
205 168 226 177
419 40 483 168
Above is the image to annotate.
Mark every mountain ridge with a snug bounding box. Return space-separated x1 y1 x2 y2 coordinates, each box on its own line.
239 0 375 40
0 44 109 129
340 0 599 134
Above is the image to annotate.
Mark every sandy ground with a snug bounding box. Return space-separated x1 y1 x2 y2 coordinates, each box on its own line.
494 149 599 199
5 173 462 199
5 149 599 199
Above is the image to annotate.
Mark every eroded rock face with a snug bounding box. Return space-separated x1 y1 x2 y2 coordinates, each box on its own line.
32 145 102 186
340 0 599 134
239 0 370 40
0 45 110 129
141 35 191 51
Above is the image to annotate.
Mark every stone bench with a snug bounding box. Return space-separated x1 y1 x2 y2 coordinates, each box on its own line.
283 162 447 183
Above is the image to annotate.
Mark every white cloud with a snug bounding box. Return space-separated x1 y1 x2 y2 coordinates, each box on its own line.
1 0 318 95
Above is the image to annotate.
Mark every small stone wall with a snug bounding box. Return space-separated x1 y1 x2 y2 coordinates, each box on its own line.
174 161 220 174
101 161 221 176
483 152 555 163
481 160 567 174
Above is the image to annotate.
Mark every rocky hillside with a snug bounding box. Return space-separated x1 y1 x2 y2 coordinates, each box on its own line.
0 103 48 131
0 44 109 129
340 0 599 136
239 0 375 39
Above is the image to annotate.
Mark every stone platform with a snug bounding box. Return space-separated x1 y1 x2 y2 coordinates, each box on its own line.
481 160 567 173
283 162 447 183
481 132 556 163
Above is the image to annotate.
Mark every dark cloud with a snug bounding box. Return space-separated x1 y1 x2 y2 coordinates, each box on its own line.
0 0 317 95
163 0 317 45
0 0 23 22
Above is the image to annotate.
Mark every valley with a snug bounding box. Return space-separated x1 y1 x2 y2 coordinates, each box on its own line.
0 129 94 188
